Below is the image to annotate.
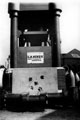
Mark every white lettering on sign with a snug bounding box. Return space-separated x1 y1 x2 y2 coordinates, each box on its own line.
27 52 44 64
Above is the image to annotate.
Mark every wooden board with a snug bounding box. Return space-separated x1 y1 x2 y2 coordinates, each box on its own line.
17 47 52 67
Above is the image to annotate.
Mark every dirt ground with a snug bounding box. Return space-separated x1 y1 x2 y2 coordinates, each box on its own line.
0 107 80 120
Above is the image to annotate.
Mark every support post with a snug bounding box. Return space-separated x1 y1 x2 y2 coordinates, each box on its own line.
8 3 19 68
49 3 62 67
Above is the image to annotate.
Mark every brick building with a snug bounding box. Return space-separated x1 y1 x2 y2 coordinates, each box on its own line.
61 49 80 72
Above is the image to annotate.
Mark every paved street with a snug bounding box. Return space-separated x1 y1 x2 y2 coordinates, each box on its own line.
0 108 80 120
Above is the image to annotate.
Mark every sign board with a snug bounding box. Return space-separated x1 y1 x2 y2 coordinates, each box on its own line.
27 52 44 64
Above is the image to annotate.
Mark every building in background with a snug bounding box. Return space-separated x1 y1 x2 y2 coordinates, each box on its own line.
61 49 80 73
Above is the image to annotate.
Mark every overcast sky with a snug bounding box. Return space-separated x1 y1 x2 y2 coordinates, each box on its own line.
0 0 80 65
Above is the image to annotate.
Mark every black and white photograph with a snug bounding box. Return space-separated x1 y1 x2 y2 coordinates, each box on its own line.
0 0 80 120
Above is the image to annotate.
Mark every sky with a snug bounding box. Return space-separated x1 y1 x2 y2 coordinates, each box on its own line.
0 0 80 65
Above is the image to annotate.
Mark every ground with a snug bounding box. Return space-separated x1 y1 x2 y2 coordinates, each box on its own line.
0 107 80 120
